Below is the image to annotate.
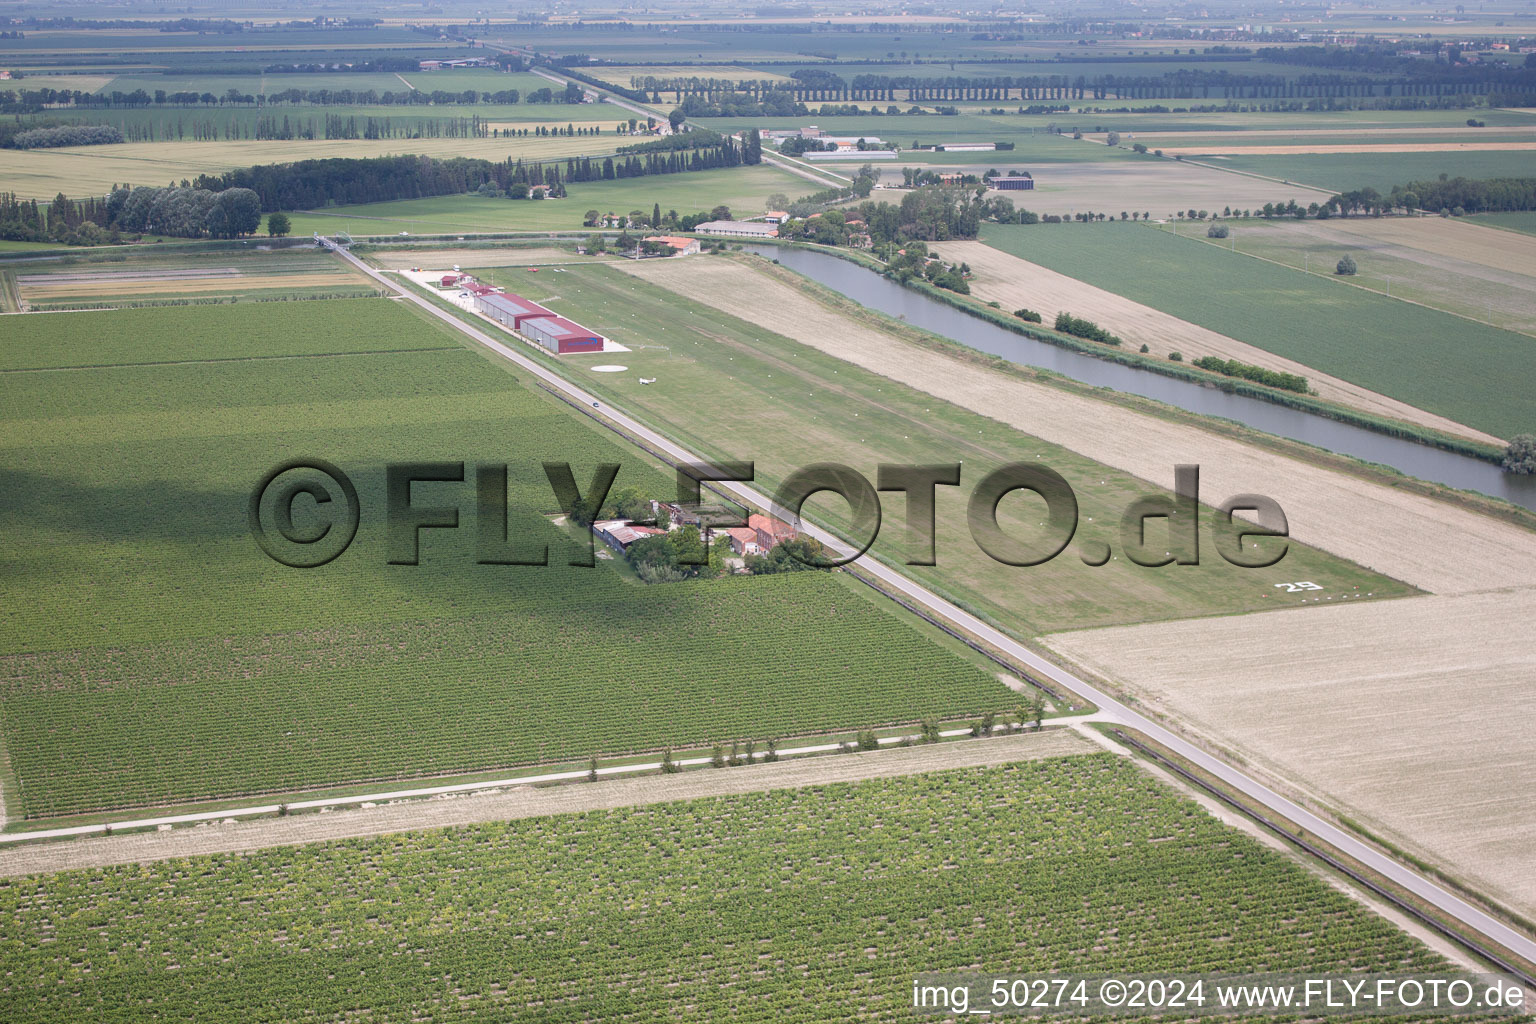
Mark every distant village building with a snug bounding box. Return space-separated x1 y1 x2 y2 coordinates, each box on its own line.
642 235 700 256
592 520 666 553
725 527 762 557
989 174 1035 191
804 150 897 160
747 513 796 551
419 57 490 71
695 220 778 238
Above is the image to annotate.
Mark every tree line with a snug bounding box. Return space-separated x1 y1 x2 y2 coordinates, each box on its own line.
184 141 756 213
9 124 123 149
0 82 578 115
1384 176 1536 214
611 64 1535 110
1 186 260 244
1191 356 1309 394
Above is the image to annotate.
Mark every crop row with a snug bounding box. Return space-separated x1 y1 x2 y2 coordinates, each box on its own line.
0 757 1447 1022
2 306 1010 818
0 295 456 371
2 573 1006 817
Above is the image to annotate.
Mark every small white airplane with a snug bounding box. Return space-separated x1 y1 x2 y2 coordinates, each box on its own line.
639 377 657 385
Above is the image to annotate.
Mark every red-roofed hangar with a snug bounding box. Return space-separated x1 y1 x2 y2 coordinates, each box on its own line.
473 293 604 353
475 292 554 329
521 315 604 354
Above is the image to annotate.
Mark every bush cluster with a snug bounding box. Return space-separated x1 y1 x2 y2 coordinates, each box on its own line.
1053 311 1120 345
1192 356 1309 394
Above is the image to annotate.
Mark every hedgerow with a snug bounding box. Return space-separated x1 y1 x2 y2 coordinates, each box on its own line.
1053 311 1121 345
1191 355 1310 394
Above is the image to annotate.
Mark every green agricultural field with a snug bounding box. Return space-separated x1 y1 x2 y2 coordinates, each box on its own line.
95 71 418 96
0 240 70 254
1161 217 1536 338
1472 211 1536 236
8 247 382 310
591 64 796 87
0 132 624 201
1201 150 1536 193
0 297 1012 820
982 222 1536 439
418 258 1414 639
0 757 1449 1022
284 164 805 236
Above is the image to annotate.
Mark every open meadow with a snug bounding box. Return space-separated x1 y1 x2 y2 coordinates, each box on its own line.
981 222 1536 441
0 756 1451 1021
1193 149 1536 193
9 246 379 309
1162 215 1536 338
0 295 1014 820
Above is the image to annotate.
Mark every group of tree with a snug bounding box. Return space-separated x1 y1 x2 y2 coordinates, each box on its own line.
1191 356 1309 394
1504 435 1536 475
178 143 754 215
0 82 580 114
7 124 122 149
594 484 830 581
584 203 733 233
100 113 497 145
884 241 970 295
1383 175 1536 214
900 167 983 187
744 537 828 574
1053 312 1121 346
1 185 261 244
624 526 727 584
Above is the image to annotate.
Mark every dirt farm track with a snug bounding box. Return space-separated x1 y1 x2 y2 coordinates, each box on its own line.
613 254 1536 919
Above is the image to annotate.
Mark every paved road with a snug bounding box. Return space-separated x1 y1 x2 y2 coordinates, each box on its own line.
323 239 1536 966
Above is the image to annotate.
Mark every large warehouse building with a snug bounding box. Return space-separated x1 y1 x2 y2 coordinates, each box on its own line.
472 291 605 354
475 292 555 329
521 315 604 354
989 174 1035 191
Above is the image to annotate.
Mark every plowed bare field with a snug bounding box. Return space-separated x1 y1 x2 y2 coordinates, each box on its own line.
1044 586 1536 920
